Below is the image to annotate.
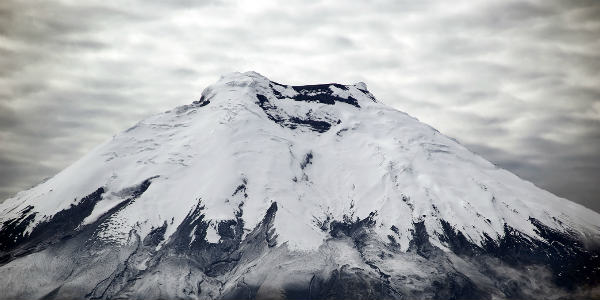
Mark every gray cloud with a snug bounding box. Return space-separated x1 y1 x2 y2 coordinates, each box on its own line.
0 0 598 212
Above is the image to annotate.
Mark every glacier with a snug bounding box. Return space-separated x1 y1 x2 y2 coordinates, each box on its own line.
0 71 598 299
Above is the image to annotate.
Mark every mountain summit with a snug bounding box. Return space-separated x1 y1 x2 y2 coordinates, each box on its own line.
1 71 599 299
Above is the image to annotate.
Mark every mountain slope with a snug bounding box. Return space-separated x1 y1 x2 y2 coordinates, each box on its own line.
0 71 599 299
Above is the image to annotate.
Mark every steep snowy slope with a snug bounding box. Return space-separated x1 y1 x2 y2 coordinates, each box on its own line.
0 71 599 300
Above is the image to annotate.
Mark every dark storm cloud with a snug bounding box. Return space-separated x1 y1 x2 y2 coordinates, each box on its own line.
0 0 598 213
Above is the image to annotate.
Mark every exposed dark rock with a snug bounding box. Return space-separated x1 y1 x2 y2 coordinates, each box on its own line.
143 222 168 247
288 84 360 108
0 176 158 266
0 206 38 253
436 217 600 291
193 94 211 107
300 152 313 170
408 221 440 259
438 219 482 257
232 178 248 198
0 187 104 257
255 94 334 133
269 81 375 108
288 117 332 133
329 212 377 240
256 81 372 133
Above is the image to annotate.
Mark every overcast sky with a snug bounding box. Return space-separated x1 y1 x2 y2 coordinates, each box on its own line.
1 0 599 212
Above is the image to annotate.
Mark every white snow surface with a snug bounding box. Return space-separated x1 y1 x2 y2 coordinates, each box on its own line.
1 71 599 251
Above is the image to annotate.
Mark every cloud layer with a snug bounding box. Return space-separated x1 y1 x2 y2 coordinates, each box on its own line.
1 0 599 211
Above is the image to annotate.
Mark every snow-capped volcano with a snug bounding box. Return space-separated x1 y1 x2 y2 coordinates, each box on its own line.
0 71 598 299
